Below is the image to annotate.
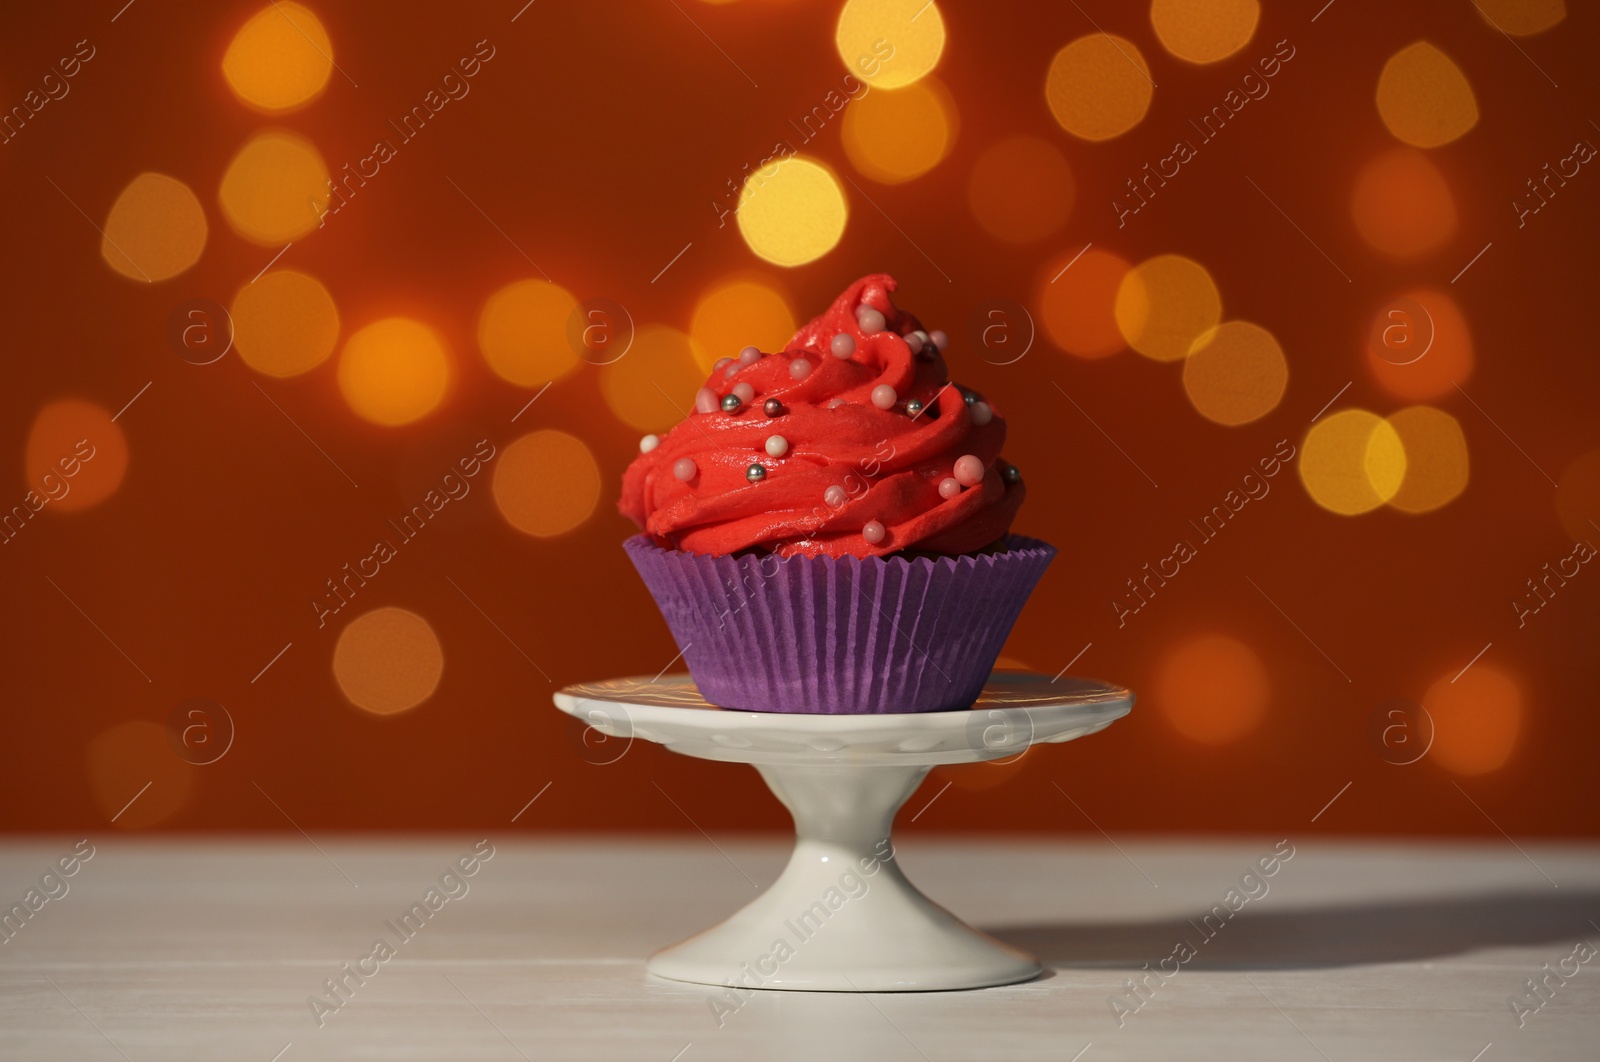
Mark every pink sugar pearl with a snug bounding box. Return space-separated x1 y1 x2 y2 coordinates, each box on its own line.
790 357 813 379
830 333 855 358
732 382 755 404
856 306 886 334
738 345 762 366
954 454 984 487
862 520 886 545
694 387 718 414
969 401 993 426
938 477 962 499
673 457 697 481
824 485 847 508
870 384 897 410
713 357 733 373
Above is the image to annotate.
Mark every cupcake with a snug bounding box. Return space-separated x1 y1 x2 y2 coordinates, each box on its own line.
619 274 1054 713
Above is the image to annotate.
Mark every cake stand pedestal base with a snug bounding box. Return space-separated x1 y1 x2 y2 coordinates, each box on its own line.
649 763 1039 992
553 672 1133 993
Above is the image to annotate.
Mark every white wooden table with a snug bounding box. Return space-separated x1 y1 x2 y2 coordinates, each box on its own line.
2 837 1596 1060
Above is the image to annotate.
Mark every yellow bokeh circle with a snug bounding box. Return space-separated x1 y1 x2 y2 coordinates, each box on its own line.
690 278 795 372
1150 0 1259 65
492 430 603 538
601 324 706 433
219 131 331 245
101 173 208 283
1385 405 1469 513
1376 42 1479 149
736 156 848 267
338 318 450 426
1114 254 1222 362
231 269 340 378
87 721 195 829
333 607 443 715
478 279 581 387
1299 409 1408 515
1046 34 1154 141
222 2 335 113
835 0 945 89
1182 321 1288 425
841 77 957 184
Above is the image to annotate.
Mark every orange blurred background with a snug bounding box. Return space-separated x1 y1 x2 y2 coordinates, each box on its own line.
1 0 1596 838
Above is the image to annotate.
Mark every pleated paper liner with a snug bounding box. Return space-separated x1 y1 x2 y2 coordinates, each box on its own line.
624 534 1055 714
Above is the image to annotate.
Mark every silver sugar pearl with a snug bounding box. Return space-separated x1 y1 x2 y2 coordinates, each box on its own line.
963 391 979 406
721 393 742 413
1003 465 1021 483
905 399 924 416
763 398 784 417
746 463 767 483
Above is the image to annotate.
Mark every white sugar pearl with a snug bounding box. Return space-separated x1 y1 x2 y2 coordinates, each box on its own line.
862 519 886 544
912 330 930 347
673 457 697 481
856 306 886 334
732 382 755 404
713 357 733 373
765 435 788 458
739 345 762 366
904 332 924 355
969 401 993 426
870 384 897 410
828 397 846 408
954 454 984 487
824 485 847 508
929 329 948 352
938 477 961 499
694 387 718 414
831 333 855 358
790 357 813 379
639 434 660 454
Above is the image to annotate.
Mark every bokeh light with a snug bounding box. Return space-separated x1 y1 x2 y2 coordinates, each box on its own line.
835 0 945 89
736 156 848 267
231 269 340 378
1114 254 1222 362
218 131 331 245
25 399 129 513
690 277 795 371
1300 409 1408 515
1363 289 1473 400
1155 634 1270 745
100 173 207 283
221 1 334 113
492 430 603 538
1181 321 1288 425
841 77 956 184
1555 449 1600 540
338 318 450 426
333 607 444 715
600 325 706 432
1038 248 1130 359
1045 34 1154 141
1474 0 1565 35
1351 147 1457 258
1376 42 1479 149
967 136 1075 244
1424 665 1522 775
478 278 581 387
87 721 194 829
1385 405 1469 514
1150 0 1259 65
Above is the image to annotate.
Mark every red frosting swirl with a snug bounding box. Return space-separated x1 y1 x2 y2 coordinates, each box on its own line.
619 275 1024 558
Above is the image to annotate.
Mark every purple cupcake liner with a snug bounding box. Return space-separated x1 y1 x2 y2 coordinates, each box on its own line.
624 534 1055 714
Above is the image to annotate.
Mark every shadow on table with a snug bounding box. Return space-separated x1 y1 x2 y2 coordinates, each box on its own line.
985 890 1600 969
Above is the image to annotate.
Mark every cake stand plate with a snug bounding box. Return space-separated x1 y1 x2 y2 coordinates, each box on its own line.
553 672 1133 992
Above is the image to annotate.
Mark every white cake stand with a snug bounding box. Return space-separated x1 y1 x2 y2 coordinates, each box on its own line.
553 672 1133 992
